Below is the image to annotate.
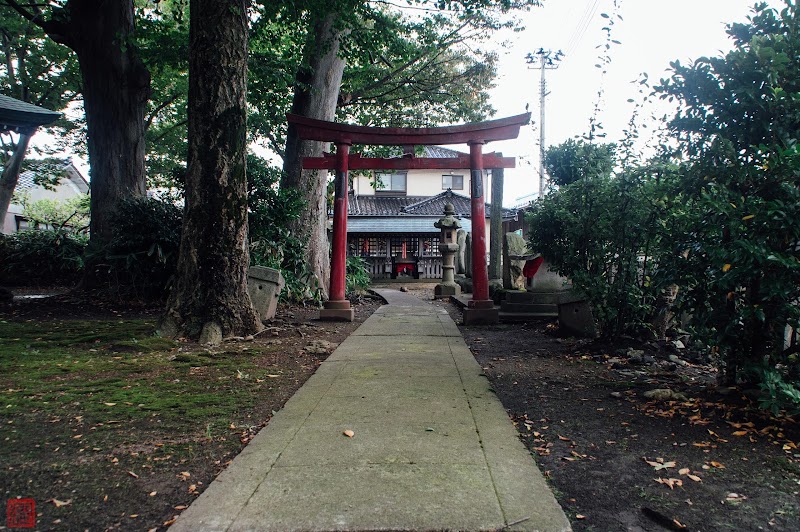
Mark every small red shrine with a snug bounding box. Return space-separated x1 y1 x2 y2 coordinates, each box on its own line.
287 112 530 324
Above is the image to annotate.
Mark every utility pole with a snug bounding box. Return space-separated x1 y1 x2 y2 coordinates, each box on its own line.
525 49 563 198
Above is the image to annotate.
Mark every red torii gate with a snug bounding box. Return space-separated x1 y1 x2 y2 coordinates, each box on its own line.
288 112 530 324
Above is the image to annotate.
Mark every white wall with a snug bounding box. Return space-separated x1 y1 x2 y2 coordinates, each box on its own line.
352 169 492 203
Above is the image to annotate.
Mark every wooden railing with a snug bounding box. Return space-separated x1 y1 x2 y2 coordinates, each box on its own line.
357 256 443 279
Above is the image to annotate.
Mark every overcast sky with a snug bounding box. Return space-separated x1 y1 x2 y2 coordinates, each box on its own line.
491 0 782 206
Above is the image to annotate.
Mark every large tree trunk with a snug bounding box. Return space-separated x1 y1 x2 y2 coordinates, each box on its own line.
0 132 32 223
160 0 261 343
63 0 149 248
281 13 346 299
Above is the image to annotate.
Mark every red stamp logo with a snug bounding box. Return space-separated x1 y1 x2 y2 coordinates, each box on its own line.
6 499 36 528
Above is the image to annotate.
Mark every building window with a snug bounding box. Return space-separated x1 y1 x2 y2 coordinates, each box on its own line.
442 174 464 190
376 172 407 195
421 237 440 256
390 237 418 257
350 236 386 257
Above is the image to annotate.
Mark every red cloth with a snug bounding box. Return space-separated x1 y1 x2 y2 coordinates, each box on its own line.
522 256 544 278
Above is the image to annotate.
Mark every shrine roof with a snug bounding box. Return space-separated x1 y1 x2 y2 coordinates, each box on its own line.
348 190 516 219
0 94 61 132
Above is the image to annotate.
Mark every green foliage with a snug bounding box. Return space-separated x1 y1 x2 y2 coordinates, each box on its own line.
247 155 321 303
17 193 90 230
531 1 800 413
655 1 800 406
0 10 82 162
526 161 675 338
345 256 370 296
0 229 87 286
544 139 615 187
91 197 183 298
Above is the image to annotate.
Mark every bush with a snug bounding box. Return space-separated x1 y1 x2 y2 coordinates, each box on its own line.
247 155 322 303
346 256 371 296
0 229 88 286
88 196 183 298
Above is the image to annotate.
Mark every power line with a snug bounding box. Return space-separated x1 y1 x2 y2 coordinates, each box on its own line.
565 0 602 58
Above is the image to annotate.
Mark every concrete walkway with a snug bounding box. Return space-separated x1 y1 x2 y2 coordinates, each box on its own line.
170 289 570 531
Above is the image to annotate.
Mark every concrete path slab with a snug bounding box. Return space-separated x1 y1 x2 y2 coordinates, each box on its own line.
170 289 571 532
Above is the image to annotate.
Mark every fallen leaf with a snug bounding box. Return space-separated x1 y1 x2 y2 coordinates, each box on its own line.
732 430 748 437
673 518 687 529
678 468 690 475
343 429 355 438
149 491 157 497
103 402 117 406
127 471 139 479
266 374 280 378
645 458 677 471
164 519 177 526
188 484 198 494
51 499 72 508
722 263 731 272
709 461 725 469
174 505 188 510
129 514 139 518
575 514 586 520
687 474 702 482
558 435 571 442
654 477 683 489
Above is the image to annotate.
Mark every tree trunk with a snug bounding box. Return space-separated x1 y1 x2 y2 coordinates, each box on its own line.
281 13 347 299
63 0 149 249
0 131 31 224
160 0 261 343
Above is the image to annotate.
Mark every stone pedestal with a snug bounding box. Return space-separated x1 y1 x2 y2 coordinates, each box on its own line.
247 266 285 322
320 299 355 321
463 300 500 325
435 243 461 298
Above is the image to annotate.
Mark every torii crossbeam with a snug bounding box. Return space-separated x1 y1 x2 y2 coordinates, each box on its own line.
287 112 530 324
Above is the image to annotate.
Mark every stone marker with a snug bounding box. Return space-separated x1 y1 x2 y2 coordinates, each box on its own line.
502 232 528 290
247 266 285 322
456 229 467 276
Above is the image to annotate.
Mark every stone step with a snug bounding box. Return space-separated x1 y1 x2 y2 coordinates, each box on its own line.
500 302 558 314
505 290 563 305
499 311 557 322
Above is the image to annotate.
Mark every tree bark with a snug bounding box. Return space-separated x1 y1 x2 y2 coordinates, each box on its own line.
4 0 149 252
62 1 149 249
281 13 347 299
0 131 31 223
160 0 261 343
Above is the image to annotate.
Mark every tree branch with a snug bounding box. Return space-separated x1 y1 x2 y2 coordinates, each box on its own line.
2 0 72 47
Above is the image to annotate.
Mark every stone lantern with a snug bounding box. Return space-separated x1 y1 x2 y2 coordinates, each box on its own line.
434 202 462 298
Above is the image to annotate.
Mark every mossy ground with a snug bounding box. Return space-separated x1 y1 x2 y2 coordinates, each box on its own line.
0 298 378 531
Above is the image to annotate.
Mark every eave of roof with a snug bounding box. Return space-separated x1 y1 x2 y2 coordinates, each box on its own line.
0 94 61 132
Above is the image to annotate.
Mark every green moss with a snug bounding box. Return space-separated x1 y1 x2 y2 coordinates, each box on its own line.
0 319 266 425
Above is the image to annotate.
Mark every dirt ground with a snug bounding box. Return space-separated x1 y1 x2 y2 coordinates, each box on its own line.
410 288 800 532
0 292 379 532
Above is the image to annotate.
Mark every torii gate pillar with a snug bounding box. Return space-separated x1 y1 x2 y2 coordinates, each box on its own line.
319 142 354 321
463 141 499 325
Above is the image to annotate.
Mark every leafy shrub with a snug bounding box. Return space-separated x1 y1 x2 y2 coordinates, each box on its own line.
0 229 87 286
247 155 322 303
346 256 371 296
88 196 183 298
